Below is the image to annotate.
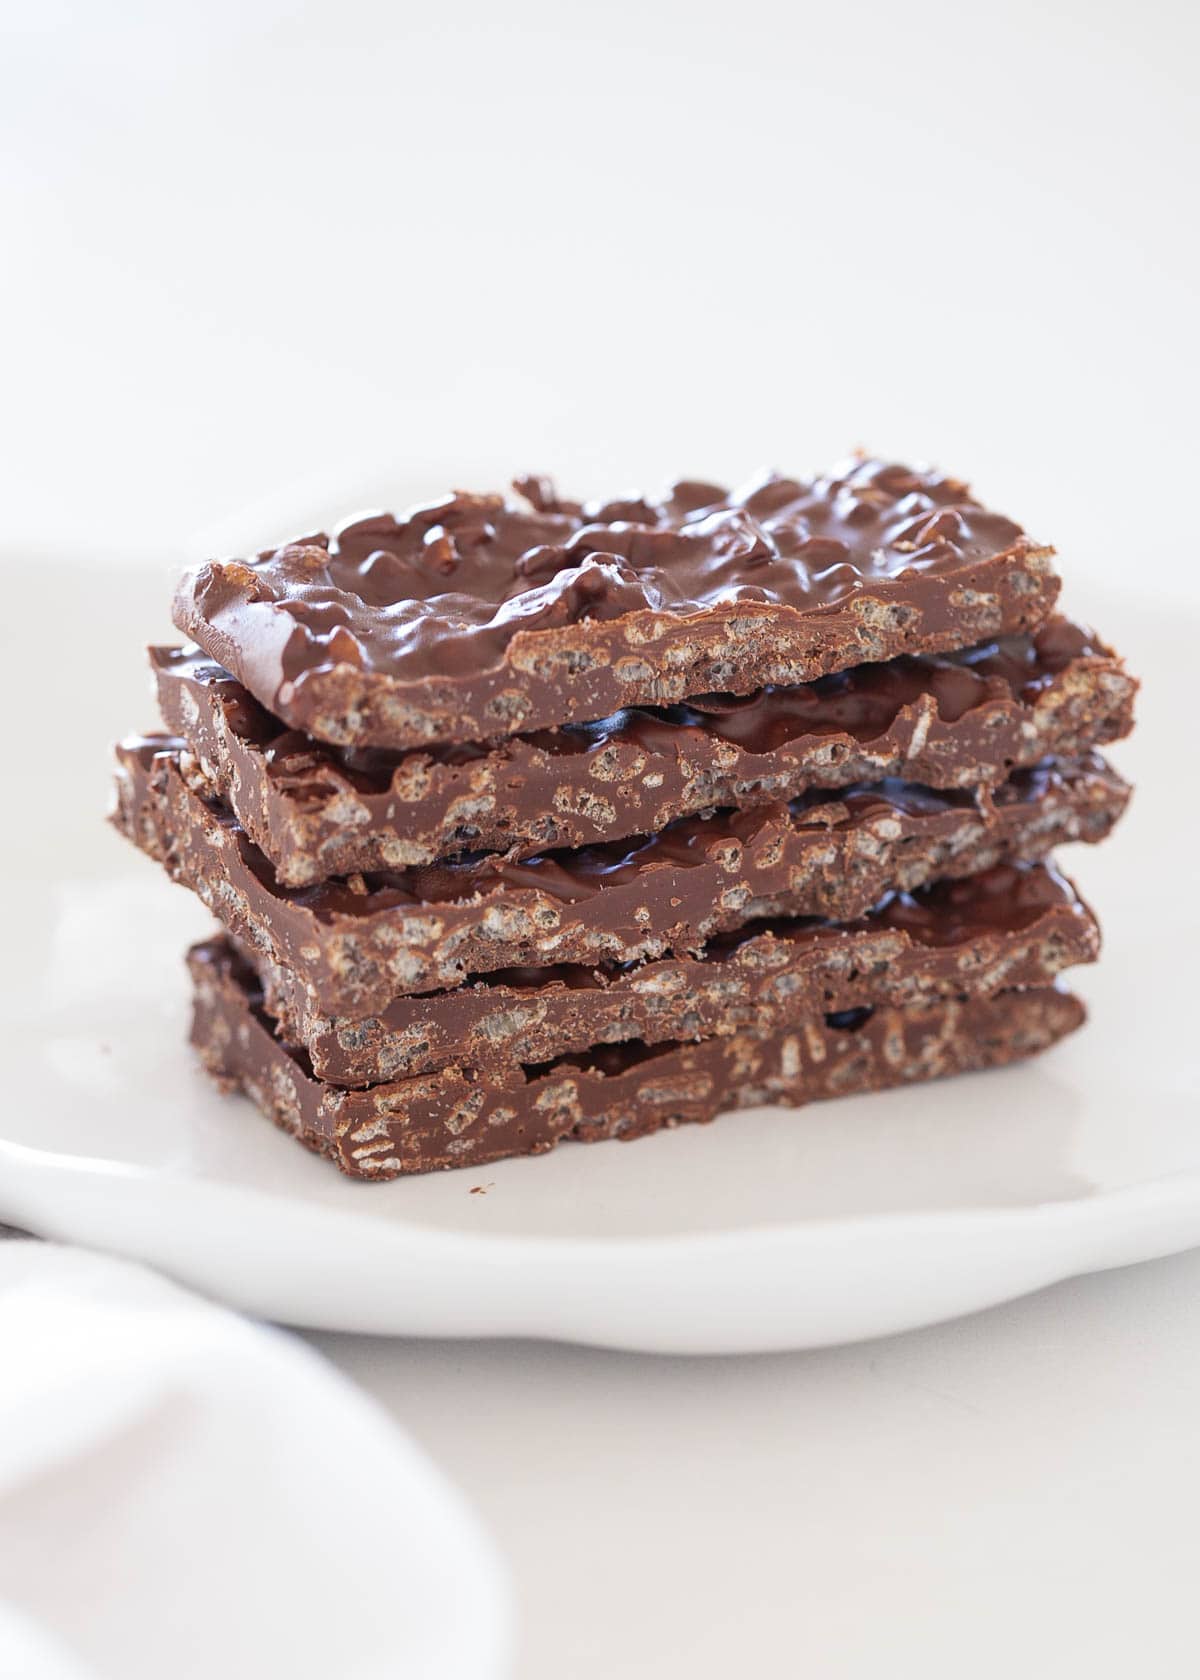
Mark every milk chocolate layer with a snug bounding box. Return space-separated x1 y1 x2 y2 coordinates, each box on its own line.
189 938 1086 1179
113 737 1128 1015
172 459 1060 750
154 616 1135 886
247 861 1098 1084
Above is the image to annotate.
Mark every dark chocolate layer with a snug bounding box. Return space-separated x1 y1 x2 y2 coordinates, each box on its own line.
189 937 1086 1178
246 861 1099 1084
154 615 1136 885
172 458 1060 749
112 737 1128 1015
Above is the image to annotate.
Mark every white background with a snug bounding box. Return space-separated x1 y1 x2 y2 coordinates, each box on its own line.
4 0 1198 588
3 2 1199 1675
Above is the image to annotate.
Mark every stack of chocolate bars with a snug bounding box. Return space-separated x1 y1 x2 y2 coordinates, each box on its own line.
111 458 1136 1178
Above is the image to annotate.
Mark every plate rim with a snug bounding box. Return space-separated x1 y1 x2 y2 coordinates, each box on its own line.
4 1135 1200 1258
4 1137 1199 1353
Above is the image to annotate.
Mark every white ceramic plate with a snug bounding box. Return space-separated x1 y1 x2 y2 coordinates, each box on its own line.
0 562 1195 1353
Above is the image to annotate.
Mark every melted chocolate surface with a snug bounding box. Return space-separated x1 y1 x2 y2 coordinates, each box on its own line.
179 457 1033 687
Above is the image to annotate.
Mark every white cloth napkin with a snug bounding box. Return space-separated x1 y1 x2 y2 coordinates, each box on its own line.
0 1242 512 1680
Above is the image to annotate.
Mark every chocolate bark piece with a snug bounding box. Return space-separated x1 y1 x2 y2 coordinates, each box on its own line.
171 459 1060 750
189 937 1086 1179
112 737 1129 1015
245 861 1099 1085
153 616 1137 886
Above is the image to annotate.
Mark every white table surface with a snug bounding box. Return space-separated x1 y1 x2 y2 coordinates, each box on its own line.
304 1249 1200 1679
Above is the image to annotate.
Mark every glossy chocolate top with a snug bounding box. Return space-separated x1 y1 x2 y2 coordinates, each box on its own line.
174 456 1038 702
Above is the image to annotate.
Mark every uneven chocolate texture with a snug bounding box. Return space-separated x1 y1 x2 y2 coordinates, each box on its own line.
189 938 1086 1178
112 737 1128 1015
245 861 1099 1084
172 459 1060 749
153 616 1136 885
